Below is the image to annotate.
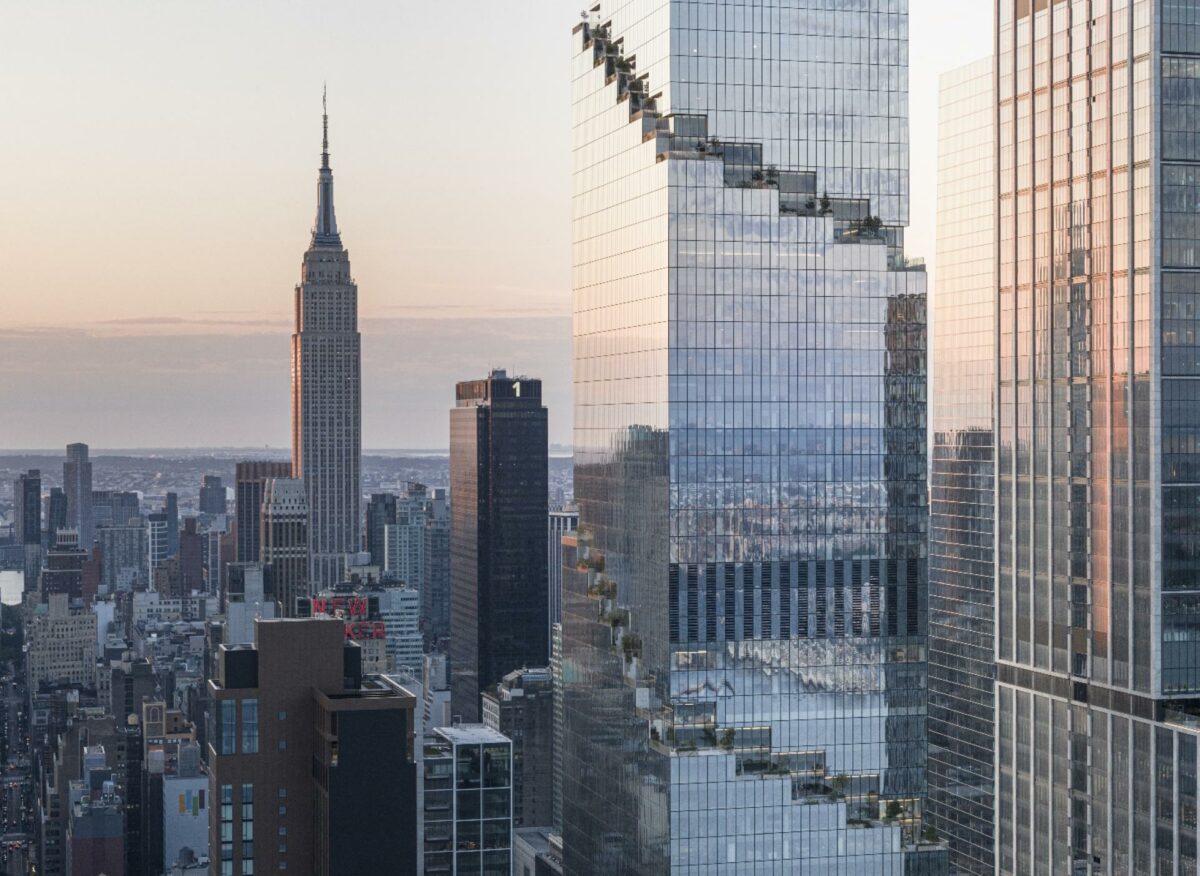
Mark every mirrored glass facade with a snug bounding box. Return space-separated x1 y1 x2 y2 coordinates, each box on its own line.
993 0 1200 872
928 57 997 876
563 2 940 872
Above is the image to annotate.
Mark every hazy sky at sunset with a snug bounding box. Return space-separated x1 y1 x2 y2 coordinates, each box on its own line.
1 1 991 450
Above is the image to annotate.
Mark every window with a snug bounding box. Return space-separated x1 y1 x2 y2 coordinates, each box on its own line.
241 783 254 869
219 701 236 755
278 710 287 720
278 805 287 816
220 784 233 874
278 787 287 798
278 739 287 751
241 699 259 754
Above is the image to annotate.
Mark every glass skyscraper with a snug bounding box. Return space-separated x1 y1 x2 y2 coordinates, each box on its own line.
928 58 997 876
983 0 1200 872
563 2 939 872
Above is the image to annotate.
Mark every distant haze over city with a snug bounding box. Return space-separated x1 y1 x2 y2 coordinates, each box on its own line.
0 1 990 450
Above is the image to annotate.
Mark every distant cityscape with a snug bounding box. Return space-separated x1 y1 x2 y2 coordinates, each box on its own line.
6 1 1200 875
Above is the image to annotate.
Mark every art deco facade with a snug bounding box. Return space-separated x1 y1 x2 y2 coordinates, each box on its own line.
260 476 308 617
990 1 1200 872
927 58 997 875
291 97 362 589
563 2 935 872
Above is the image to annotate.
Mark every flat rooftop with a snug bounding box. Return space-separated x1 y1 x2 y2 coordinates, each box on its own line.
435 724 510 745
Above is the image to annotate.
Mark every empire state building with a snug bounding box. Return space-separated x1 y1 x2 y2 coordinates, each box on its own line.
291 92 361 588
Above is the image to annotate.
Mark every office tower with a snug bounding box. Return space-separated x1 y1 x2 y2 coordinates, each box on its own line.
176 516 204 595
482 667 554 829
563 5 932 873
202 528 226 595
260 477 308 616
14 468 41 544
147 512 170 584
383 505 425 584
422 488 451 649
984 3 1200 873
450 370 549 722
91 490 140 529
547 508 578 636
26 593 97 690
365 492 397 568
109 655 156 723
207 618 418 876
291 92 362 590
80 546 100 606
98 525 147 593
235 460 291 564
163 491 179 557
14 468 43 587
40 538 86 602
422 653 453 736
420 725 513 875
199 475 226 516
63 442 94 549
926 57 996 875
223 563 277 645
46 486 68 547
376 584 423 673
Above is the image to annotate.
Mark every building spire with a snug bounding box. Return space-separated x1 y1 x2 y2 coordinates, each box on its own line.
313 84 340 246
322 82 329 169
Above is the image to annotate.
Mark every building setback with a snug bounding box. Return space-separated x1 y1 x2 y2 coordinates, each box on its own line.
563 3 936 872
291 92 362 590
207 618 417 876
449 370 549 722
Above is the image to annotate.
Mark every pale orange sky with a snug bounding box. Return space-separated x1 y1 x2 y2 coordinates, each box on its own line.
0 1 991 449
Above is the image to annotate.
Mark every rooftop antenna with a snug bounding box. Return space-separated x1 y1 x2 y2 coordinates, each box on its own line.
321 83 329 168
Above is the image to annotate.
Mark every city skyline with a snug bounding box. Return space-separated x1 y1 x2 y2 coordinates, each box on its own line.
6 2 1200 875
0 1 990 450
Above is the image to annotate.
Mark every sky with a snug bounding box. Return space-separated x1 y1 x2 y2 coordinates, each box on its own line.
0 1 992 451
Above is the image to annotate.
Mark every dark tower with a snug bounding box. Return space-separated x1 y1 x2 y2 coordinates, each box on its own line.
13 469 41 545
449 369 549 722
